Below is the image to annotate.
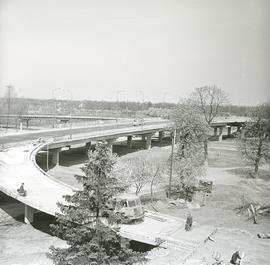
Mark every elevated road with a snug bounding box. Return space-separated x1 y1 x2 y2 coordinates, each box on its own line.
0 119 172 145
0 143 214 261
0 119 173 212
0 144 71 217
210 116 251 141
211 116 251 127
0 119 173 215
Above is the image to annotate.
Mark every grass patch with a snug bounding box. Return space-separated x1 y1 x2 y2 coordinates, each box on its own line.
208 149 246 168
226 167 270 181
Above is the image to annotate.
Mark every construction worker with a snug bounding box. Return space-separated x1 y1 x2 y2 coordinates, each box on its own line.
17 183 27 196
230 250 241 265
185 213 193 231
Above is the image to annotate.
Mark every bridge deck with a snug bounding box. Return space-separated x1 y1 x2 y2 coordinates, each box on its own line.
0 120 172 145
120 211 216 261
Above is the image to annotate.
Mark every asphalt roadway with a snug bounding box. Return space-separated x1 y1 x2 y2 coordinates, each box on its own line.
0 119 171 145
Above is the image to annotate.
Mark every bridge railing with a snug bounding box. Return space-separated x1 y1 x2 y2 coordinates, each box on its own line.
29 142 78 192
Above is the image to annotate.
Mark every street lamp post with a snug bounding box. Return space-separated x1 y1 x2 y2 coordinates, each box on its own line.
52 88 62 128
5 84 13 133
138 90 145 129
168 127 176 199
46 143 49 171
65 89 73 139
116 89 125 118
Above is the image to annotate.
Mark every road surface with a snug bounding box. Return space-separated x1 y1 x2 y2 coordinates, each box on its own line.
0 119 171 145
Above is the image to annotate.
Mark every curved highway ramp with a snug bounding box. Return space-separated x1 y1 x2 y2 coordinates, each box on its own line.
0 143 215 262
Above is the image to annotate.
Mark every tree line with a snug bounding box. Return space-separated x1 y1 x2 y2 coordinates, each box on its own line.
0 90 257 117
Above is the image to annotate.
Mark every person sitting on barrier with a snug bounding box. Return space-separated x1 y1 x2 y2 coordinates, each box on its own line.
185 213 193 231
17 183 27 196
230 250 241 265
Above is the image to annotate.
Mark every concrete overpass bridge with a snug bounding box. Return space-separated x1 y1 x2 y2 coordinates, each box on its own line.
0 119 215 261
0 119 170 145
0 119 174 220
210 116 251 141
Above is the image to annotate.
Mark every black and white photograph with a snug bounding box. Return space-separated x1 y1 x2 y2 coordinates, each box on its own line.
0 1 269 264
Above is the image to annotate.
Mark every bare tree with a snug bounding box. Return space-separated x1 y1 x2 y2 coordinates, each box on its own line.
191 85 229 124
128 156 148 195
238 103 270 175
113 150 167 196
172 100 210 164
190 86 228 162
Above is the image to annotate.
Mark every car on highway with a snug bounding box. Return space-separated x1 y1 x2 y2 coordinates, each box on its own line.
132 118 144 126
31 137 45 146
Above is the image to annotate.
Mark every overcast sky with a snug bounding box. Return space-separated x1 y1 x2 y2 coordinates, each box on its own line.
0 0 269 105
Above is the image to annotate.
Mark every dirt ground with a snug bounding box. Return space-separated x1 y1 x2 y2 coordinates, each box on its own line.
0 193 66 265
147 140 270 264
1 138 270 264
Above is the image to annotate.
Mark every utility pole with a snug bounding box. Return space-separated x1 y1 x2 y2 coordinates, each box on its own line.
46 143 49 171
5 84 13 133
168 127 176 199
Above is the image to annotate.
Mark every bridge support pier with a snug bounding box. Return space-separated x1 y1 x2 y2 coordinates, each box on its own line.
158 131 164 143
145 133 154 150
85 142 91 154
227 126 231 136
127 136 132 149
24 205 34 224
218 127 223 142
51 148 61 166
26 119 30 129
106 139 116 154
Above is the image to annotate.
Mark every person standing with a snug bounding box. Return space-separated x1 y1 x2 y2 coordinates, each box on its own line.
230 251 241 265
185 213 193 231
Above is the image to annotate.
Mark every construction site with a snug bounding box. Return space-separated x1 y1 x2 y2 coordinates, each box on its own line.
1 1 270 264
0 121 270 265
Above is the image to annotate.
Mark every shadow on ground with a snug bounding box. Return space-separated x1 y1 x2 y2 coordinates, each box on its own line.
0 191 56 235
0 191 24 223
